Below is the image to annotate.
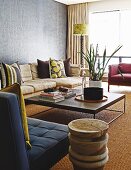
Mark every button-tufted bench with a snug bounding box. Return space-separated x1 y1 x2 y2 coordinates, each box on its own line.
28 118 69 170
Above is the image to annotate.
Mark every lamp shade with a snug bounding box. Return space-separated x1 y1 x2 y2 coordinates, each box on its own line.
73 24 88 35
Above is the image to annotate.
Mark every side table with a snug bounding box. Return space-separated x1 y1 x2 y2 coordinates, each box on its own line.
68 118 109 170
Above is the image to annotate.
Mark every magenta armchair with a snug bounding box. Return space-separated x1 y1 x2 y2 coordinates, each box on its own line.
108 63 131 91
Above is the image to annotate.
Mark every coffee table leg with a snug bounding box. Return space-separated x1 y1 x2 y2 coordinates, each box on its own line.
94 114 96 119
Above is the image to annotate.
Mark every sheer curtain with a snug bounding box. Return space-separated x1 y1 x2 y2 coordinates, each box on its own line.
67 3 89 65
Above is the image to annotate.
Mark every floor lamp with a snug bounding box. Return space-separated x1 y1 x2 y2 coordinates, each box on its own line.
73 24 88 68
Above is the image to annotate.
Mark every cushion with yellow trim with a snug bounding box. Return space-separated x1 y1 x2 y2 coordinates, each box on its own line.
1 83 31 149
49 58 66 78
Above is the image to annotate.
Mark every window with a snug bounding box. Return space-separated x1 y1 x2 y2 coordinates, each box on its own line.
120 10 131 56
89 10 131 71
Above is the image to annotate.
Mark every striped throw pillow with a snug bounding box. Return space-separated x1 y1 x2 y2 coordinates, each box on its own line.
1 63 22 88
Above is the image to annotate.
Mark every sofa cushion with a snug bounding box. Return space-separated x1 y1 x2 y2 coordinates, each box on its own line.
37 59 50 78
23 77 82 90
23 79 56 92
21 85 35 95
20 64 33 82
49 59 66 78
1 62 21 88
118 63 131 73
110 73 131 83
51 77 82 88
1 83 31 149
28 117 69 170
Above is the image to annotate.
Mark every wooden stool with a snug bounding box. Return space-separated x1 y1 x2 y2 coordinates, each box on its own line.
68 118 109 170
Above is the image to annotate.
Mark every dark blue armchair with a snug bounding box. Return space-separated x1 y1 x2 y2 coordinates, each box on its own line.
0 92 69 170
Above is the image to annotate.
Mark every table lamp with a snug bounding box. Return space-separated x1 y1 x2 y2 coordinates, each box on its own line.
73 24 88 68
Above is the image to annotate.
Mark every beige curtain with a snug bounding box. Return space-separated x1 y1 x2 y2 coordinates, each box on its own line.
67 3 89 66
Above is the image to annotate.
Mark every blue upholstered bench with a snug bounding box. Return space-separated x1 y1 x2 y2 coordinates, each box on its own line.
0 92 69 170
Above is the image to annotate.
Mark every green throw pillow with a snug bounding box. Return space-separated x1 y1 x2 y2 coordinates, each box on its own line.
1 83 31 149
49 58 66 78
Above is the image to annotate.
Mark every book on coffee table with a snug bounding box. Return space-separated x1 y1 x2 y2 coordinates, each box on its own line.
40 92 63 99
41 90 76 99
40 91 61 97
39 95 65 103
62 91 76 99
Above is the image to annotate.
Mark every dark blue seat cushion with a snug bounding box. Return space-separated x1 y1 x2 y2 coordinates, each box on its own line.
27 118 69 170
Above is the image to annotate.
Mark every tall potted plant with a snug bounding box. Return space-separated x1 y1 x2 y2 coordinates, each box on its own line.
81 44 122 87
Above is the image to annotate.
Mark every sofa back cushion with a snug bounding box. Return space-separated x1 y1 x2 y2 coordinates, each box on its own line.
70 64 81 77
19 64 33 82
29 63 39 79
119 63 131 73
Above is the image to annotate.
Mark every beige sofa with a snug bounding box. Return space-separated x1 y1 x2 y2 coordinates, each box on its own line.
20 63 82 98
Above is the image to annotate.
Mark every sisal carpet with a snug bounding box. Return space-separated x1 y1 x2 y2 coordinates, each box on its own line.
25 86 131 170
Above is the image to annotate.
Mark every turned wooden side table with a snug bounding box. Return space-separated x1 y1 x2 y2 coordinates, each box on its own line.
68 118 109 170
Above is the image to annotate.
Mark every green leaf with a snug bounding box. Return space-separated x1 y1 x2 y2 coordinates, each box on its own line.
80 44 122 81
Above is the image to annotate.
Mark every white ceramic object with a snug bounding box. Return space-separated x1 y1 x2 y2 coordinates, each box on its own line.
89 80 102 88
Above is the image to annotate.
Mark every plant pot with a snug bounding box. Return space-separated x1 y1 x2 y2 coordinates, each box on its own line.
89 80 102 88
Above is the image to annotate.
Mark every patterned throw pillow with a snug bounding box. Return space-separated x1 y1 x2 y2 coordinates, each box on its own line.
0 62 21 88
49 58 66 78
1 83 31 149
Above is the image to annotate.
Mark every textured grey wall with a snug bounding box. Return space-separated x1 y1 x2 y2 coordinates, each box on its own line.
0 0 67 64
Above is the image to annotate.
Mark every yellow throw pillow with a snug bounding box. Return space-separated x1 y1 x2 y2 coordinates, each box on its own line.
1 83 31 149
49 58 66 78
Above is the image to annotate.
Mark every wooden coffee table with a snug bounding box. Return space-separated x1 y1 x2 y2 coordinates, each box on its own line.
25 92 125 123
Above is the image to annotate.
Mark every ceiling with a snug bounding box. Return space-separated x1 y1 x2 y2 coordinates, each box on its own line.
54 0 102 5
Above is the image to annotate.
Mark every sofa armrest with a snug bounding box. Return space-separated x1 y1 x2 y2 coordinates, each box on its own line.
108 64 119 78
69 64 81 77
